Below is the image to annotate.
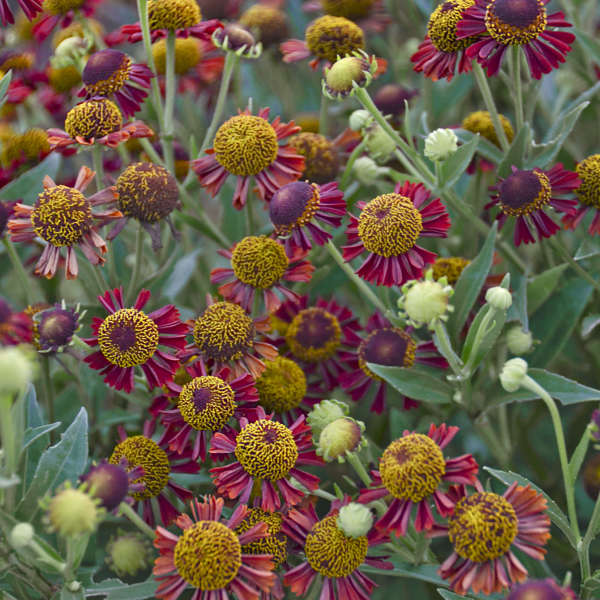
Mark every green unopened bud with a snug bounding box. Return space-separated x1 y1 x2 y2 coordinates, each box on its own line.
500 358 528 392
337 503 373 538
106 531 153 577
485 286 512 310
399 269 453 328
323 51 377 100
424 128 458 162
353 156 389 186
307 399 349 438
349 109 371 131
0 346 35 396
9 523 34 549
46 486 101 537
506 326 533 355
317 416 365 462
52 36 90 69
364 124 396 163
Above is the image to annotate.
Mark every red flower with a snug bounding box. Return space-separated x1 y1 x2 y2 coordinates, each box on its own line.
0 0 41 25
562 154 600 235
33 0 101 40
0 297 33 346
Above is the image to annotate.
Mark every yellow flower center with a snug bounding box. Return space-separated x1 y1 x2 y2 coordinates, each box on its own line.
305 515 368 577
305 15 365 63
485 0 547 45
432 256 470 285
153 38 201 75
320 0 375 20
235 508 287 567
428 0 476 53
43 0 85 16
448 492 518 562
379 434 446 502
109 435 170 500
31 186 92 247
235 420 298 480
97 309 159 367
192 302 255 363
178 376 236 431
82 50 132 96
289 133 339 184
65 98 123 141
358 193 423 256
270 181 321 236
147 0 201 30
358 327 417 380
49 65 81 93
497 169 551 217
255 356 307 413
239 4 289 47
462 110 514 148
173 521 242 590
286 307 341 363
1 128 49 168
231 236 289 289
576 155 600 209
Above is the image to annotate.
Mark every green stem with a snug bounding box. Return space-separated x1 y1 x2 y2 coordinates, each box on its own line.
521 375 581 539
139 136 165 166
0 394 17 509
126 224 145 304
472 62 511 152
162 30 176 174
475 414 510 468
319 94 329 136
178 185 231 247
309 488 338 502
580 491 600 596
552 237 600 294
432 320 463 376
461 306 496 377
340 138 368 190
346 452 372 487
118 501 155 540
3 238 34 304
511 46 524 133
91 145 104 192
41 358 56 443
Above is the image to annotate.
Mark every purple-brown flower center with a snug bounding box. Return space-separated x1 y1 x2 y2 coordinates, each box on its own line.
286 307 342 363
178 376 236 431
497 169 551 216
358 328 417 380
270 181 320 235
83 50 132 96
485 0 547 45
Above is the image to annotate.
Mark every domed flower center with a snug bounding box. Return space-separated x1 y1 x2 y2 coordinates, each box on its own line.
117 162 179 223
38 308 78 350
65 98 123 141
255 356 307 413
147 0 202 30
269 181 321 235
305 15 365 63
213 115 278 177
576 155 600 209
83 50 132 96
289 133 339 184
305 515 368 577
428 0 475 53
462 111 514 148
235 508 287 567
286 307 341 363
43 0 85 16
153 38 202 75
97 308 159 367
448 492 518 562
485 0 547 45
31 186 92 246
379 434 446 502
109 435 170 500
497 169 551 216
83 462 130 511
321 0 374 19
231 236 289 289
432 256 470 285
174 521 242 590
234 419 298 480
358 193 423 257
178 376 236 431
192 302 255 363
358 328 417 380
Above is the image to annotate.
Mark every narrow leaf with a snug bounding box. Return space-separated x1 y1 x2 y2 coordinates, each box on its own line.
0 153 61 203
23 422 61 451
85 578 157 600
498 123 530 178
439 134 479 187
455 129 503 164
568 427 591 484
527 264 568 314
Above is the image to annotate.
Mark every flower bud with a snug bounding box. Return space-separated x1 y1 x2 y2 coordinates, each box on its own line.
106 531 153 578
583 454 600 500
35 303 81 353
9 523 34 549
323 54 376 99
80 460 132 511
0 346 35 396
352 155 388 186
337 503 373 538
506 326 533 355
52 36 90 70
500 358 528 393
485 286 512 310
349 109 371 131
213 23 262 58
399 269 453 328
317 416 365 462
46 486 101 537
307 399 349 438
424 128 458 162
506 578 577 600
364 124 396 162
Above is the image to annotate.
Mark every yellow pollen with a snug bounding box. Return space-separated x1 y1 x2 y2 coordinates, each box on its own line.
289 133 339 184
153 38 201 75
235 419 298 480
192 302 255 363
428 0 476 53
43 0 85 16
174 521 242 590
213 114 278 177
286 307 341 363
321 0 375 20
358 193 423 256
448 492 518 562
147 0 201 30
31 186 92 247
65 98 122 141
305 515 368 577
462 110 514 148
576 155 600 209
485 0 547 45
305 15 365 63
432 256 471 285
109 435 170 500
255 356 307 413
231 236 289 289
97 308 159 367
358 327 417 381
235 508 287 566
379 434 446 502
178 376 236 431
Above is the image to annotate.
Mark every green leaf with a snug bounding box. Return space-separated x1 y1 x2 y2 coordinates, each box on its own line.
574 237 600 261
484 467 577 547
498 123 531 178
437 589 476 600
527 264 568 314
162 248 201 301
506 271 528 329
85 578 157 600
0 153 61 203
363 560 445 585
22 385 49 490
574 30 600 71
0 70 12 110
568 426 591 485
16 407 88 521
448 223 497 341
582 314 600 338
366 363 453 404
23 422 61 451
455 129 503 164
439 134 479 188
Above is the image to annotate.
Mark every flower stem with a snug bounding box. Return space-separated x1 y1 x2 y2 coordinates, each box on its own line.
471 62 510 152
91 145 104 192
162 29 177 174
346 452 372 487
511 46 524 133
551 237 600 294
3 238 34 305
580 490 600 594
432 320 463 376
41 357 56 443
340 138 368 190
319 94 329 136
118 501 155 540
126 224 145 304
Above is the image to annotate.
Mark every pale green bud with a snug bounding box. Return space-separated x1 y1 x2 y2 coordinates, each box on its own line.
47 487 100 537
337 503 373 538
399 269 453 328
353 156 389 186
506 326 533 354
106 531 153 578
364 124 396 162
349 109 371 131
317 417 365 462
500 358 528 392
0 346 35 396
485 286 512 310
9 523 34 549
307 399 349 438
424 128 458 162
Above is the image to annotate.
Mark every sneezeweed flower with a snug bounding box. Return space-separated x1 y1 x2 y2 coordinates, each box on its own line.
192 106 305 209
288 132 340 184
212 22 262 58
270 181 346 254
84 287 187 393
282 502 392 600
431 256 470 284
462 110 514 148
0 0 42 26
239 3 289 47
109 421 199 526
78 49 153 118
563 155 600 235
33 0 101 40
358 424 478 534
153 495 276 600
436 483 551 595
0 297 33 345
487 164 579 245
281 15 365 69
322 51 379 99
47 97 154 150
183 299 278 378
45 483 102 537
506 579 577 600
303 0 390 33
343 181 451 287
411 0 477 81
0 128 50 169
456 0 575 79
307 398 349 439
211 236 314 313
106 531 153 578
341 313 448 413
152 37 201 75
210 411 321 511
33 301 82 352
159 364 260 461
107 162 180 251
7 166 121 279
